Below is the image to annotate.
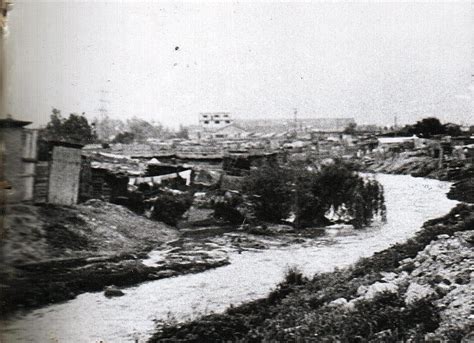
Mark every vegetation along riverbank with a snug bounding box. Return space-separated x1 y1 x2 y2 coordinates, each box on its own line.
150 202 474 342
150 153 474 342
1 160 387 316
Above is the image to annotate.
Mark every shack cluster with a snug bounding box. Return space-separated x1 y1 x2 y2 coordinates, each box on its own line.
1 114 474 212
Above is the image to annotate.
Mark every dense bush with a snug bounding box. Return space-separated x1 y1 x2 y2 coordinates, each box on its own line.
213 200 245 224
151 192 192 226
243 164 293 222
243 160 386 228
212 191 256 225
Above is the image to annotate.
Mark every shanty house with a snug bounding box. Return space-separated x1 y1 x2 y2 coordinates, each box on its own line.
0 117 38 203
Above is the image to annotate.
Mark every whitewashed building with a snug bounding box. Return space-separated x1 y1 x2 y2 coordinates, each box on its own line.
189 113 248 140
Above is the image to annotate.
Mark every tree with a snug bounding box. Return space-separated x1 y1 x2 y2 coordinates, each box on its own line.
213 192 246 224
443 123 462 137
409 117 445 138
92 115 126 141
242 161 386 229
175 125 189 139
243 164 293 223
343 122 357 135
112 131 135 144
43 108 97 145
126 117 174 142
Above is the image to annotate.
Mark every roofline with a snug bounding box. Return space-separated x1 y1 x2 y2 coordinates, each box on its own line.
212 123 247 132
0 117 32 128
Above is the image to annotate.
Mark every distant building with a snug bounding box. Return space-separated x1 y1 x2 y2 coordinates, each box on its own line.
206 123 247 140
236 117 356 134
199 112 233 130
189 113 248 141
377 135 421 151
377 135 419 146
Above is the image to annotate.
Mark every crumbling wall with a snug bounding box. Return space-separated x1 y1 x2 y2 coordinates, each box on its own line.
86 168 129 203
1 128 24 202
22 129 38 201
33 161 50 203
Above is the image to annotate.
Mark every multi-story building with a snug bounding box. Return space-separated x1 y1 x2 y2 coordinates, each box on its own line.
187 112 247 141
199 112 233 130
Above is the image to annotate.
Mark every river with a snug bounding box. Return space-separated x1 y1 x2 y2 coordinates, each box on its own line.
0 174 459 342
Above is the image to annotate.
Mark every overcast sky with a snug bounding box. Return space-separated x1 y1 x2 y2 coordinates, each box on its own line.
4 1 473 128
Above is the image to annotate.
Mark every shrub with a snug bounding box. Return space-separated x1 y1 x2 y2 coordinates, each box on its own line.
151 192 192 226
243 164 293 222
282 266 306 286
213 201 245 224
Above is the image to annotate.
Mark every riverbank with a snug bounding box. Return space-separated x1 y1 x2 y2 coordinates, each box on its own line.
0 174 459 342
0 200 230 315
364 151 474 203
147 168 474 342
0 198 329 316
150 202 474 342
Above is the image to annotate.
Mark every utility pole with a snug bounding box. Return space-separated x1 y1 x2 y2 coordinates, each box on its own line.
98 89 110 120
293 108 298 135
93 89 112 141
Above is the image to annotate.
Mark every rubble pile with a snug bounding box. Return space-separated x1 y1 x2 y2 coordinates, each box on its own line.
332 230 474 340
399 231 473 339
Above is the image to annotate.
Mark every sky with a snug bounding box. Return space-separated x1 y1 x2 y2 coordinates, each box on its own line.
4 0 473 128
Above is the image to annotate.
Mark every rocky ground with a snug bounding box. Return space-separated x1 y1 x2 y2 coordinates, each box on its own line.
365 151 473 181
150 203 474 342
364 151 474 204
322 228 474 341
366 152 442 178
399 230 473 340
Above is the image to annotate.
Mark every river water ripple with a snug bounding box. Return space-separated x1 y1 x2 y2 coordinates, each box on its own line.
0 174 459 342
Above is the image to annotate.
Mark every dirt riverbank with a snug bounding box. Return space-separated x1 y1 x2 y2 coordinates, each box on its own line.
0 199 327 316
364 152 474 203
0 200 232 316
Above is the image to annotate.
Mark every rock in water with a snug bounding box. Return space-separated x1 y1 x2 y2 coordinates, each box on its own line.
104 285 125 297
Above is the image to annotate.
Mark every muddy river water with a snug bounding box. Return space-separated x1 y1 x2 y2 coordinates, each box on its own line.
0 174 459 342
